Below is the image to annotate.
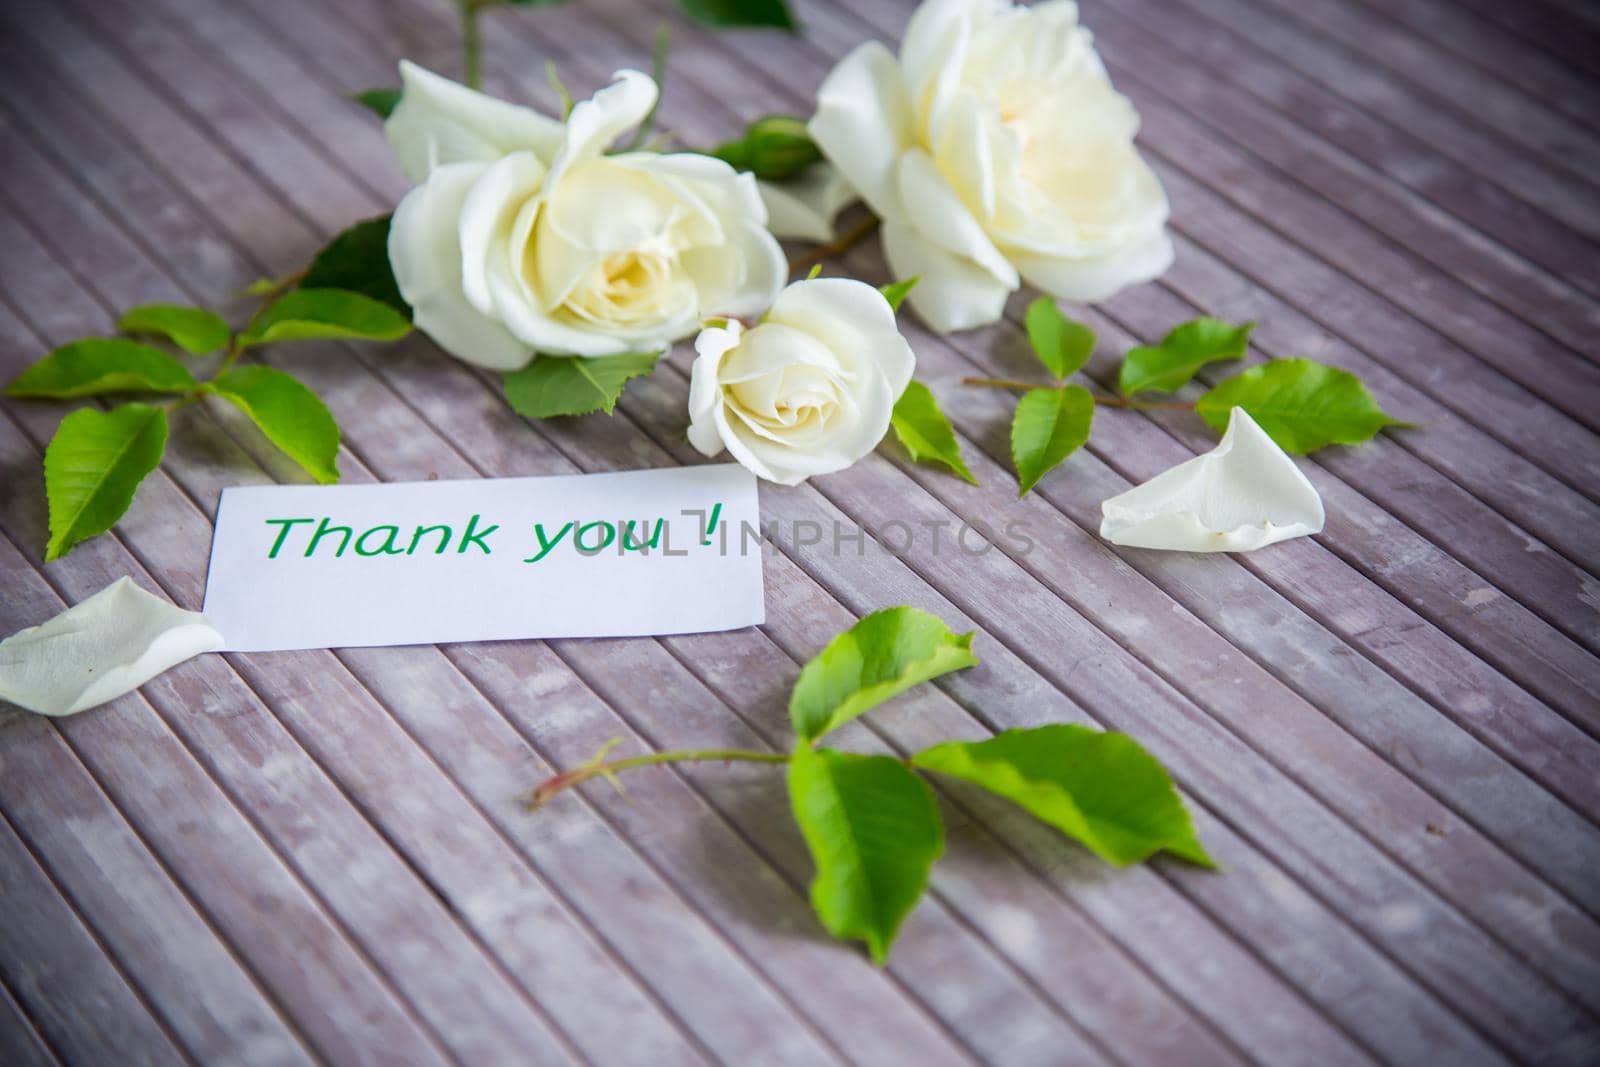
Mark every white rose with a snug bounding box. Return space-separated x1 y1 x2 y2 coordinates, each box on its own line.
385 63 785 369
808 0 1173 333
688 278 915 485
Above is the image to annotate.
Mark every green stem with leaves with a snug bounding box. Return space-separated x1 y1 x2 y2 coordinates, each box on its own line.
527 746 790 809
215 269 306 377
962 376 1195 411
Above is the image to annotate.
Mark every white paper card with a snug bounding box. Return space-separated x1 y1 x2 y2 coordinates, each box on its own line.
203 464 764 651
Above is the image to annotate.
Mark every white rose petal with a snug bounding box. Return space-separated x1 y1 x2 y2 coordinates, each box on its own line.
687 277 916 486
808 42 915 216
385 65 784 365
809 0 1172 333
880 217 1011 333
1099 408 1325 552
385 60 565 183
389 161 535 371
757 162 858 243
0 578 223 718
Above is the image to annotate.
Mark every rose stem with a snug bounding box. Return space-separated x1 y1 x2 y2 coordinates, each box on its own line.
458 0 487 90
961 377 1195 410
786 214 883 277
526 747 790 810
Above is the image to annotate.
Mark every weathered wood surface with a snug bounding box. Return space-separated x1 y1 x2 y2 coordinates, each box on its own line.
0 0 1596 1062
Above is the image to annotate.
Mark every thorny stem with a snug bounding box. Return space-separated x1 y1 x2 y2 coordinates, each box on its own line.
961 376 1195 410
787 214 881 277
527 745 791 810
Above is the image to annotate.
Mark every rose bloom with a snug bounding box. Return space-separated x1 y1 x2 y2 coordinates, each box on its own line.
688 278 915 485
809 0 1173 333
385 63 785 369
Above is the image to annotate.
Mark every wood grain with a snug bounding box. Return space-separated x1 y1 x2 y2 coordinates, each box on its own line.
1 0 1597 1064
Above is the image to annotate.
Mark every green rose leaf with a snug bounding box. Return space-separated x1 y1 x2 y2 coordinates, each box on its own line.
879 277 919 313
240 288 411 348
503 353 662 419
677 0 795 31
351 88 401 119
1023 297 1095 380
42 404 169 561
300 216 410 319
788 746 943 964
913 724 1213 868
118 304 231 356
790 606 978 744
1010 385 1093 497
890 381 976 485
1120 317 1253 395
711 115 818 180
211 366 340 484
7 340 197 400
1196 358 1409 454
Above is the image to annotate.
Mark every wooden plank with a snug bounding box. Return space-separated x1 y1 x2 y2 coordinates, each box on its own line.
1407 0 1600 83
1349 0 1599 130
0 558 314 1067
0 976 59 1067
0 802 190 1066
1239 0 1600 197
1096 1 1600 334
1188 0 1600 240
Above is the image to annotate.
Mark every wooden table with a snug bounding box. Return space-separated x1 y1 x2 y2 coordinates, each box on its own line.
1 0 1596 1063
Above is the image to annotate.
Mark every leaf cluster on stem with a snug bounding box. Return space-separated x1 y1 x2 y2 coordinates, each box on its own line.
887 299 1408 495
4 221 415 561
527 606 1213 964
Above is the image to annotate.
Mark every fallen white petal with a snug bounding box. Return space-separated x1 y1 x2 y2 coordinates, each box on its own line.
0 577 223 717
1099 408 1324 552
